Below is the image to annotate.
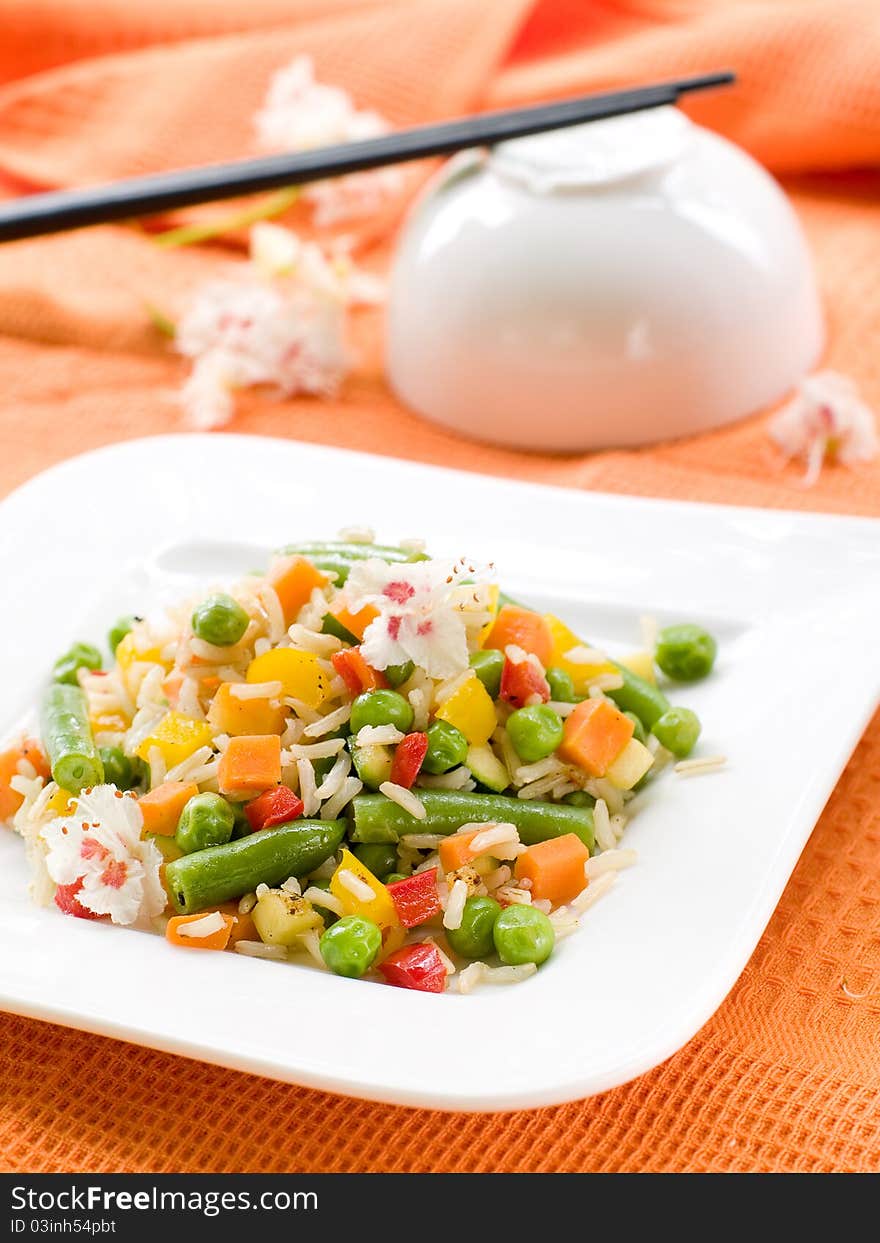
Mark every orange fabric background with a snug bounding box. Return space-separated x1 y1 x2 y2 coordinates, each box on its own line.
1 0 879 1173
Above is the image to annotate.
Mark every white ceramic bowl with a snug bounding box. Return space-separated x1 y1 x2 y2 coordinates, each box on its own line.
386 108 824 451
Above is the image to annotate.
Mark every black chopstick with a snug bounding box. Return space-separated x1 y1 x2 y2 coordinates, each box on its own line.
0 71 734 243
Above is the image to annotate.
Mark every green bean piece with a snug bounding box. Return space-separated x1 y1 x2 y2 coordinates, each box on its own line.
320 915 382 978
385 661 415 688
165 819 346 914
469 649 504 699
652 707 701 758
98 746 135 791
493 904 555 966
545 667 579 703
52 642 102 686
562 790 595 808
40 684 104 794
655 624 718 682
446 896 501 959
321 614 358 645
622 710 648 746
175 792 236 854
349 791 594 850
606 667 670 730
107 616 137 656
349 689 413 734
352 842 398 878
191 593 249 647
278 542 429 586
422 720 469 775
506 705 564 763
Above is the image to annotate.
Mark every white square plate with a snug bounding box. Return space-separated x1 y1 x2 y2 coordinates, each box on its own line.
1 434 878 1112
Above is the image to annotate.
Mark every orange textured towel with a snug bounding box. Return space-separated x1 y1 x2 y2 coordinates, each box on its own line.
1 0 879 1174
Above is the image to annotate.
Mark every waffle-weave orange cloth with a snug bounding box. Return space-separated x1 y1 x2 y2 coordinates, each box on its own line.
1 0 878 1173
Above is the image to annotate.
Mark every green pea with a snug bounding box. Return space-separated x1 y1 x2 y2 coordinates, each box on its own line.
191 593 249 648
175 792 236 854
652 706 701 758
545 667 579 703
320 915 382 978
98 746 135 791
493 904 555 966
469 649 504 699
52 642 102 686
385 661 414 688
623 710 648 746
350 689 414 735
107 616 137 656
422 720 469 774
352 842 398 878
562 790 595 808
446 896 501 959
655 624 717 682
383 872 407 885
506 705 564 763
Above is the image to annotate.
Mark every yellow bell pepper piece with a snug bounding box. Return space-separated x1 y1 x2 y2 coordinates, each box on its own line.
207 682 286 737
247 648 331 710
544 614 617 695
330 849 399 932
434 671 497 746
90 712 129 736
477 584 500 647
45 787 75 816
135 712 214 768
115 632 165 672
619 650 657 686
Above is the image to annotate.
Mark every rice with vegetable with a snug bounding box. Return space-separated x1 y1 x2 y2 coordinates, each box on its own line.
0 536 718 994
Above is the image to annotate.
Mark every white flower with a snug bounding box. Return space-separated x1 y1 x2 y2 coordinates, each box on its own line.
175 224 382 429
40 786 165 926
770 370 878 485
343 558 488 679
253 55 403 225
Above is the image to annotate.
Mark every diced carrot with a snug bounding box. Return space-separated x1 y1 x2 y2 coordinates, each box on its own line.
138 780 199 837
162 670 184 710
218 902 258 947
268 555 328 626
331 603 379 641
166 912 235 951
483 606 553 666
207 682 286 737
438 828 486 874
514 834 590 906
0 740 50 821
330 647 388 694
218 734 282 798
557 698 634 777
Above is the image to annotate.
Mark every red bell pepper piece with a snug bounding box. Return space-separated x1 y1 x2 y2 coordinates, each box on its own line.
244 785 304 832
379 941 447 993
500 657 550 709
389 732 429 789
330 646 389 695
54 878 102 921
386 867 441 928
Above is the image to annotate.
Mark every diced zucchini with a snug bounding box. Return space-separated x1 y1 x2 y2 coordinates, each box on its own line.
351 743 393 791
606 738 654 790
252 889 323 946
465 745 509 794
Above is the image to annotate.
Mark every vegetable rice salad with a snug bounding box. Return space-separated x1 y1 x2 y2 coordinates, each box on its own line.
1 536 720 995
